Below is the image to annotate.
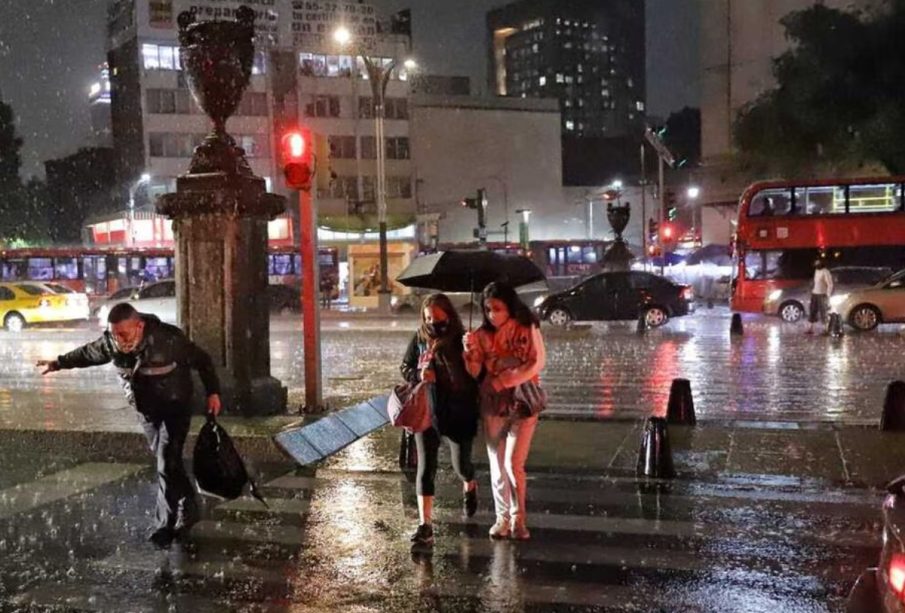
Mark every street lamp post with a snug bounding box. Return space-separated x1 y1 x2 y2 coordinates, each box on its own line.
335 26 413 313
128 173 151 246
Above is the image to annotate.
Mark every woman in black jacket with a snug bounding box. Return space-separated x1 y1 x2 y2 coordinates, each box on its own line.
401 293 480 546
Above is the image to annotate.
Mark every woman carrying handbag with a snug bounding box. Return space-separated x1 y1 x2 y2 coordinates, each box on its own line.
463 282 546 541
400 294 480 547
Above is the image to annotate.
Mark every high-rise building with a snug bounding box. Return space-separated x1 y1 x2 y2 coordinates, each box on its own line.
87 63 113 148
487 0 645 140
104 0 414 236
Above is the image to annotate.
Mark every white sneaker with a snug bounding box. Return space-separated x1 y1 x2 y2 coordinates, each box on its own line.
488 518 511 539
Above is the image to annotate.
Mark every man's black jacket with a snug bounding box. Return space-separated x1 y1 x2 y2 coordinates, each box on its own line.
57 314 220 413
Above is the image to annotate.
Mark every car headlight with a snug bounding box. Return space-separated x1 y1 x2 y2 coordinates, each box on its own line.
391 296 399 307
767 290 782 302
830 293 849 309
97 305 108 320
533 296 546 309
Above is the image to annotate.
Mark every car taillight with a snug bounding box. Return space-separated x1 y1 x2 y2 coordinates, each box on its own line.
889 552 905 597
681 287 694 301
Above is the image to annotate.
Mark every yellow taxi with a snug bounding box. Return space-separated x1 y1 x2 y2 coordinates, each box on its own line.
0 282 74 331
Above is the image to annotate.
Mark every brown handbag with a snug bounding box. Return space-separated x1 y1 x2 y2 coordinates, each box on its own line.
512 379 547 417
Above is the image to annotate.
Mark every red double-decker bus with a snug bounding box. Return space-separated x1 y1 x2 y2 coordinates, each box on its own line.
731 175 905 313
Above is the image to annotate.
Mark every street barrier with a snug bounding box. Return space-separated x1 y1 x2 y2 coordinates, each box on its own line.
881 381 905 431
666 378 696 426
637 417 675 479
730 313 744 336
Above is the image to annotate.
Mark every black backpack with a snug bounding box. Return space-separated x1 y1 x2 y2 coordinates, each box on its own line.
193 415 266 505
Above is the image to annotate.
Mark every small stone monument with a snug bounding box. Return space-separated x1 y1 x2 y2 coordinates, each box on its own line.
156 7 287 415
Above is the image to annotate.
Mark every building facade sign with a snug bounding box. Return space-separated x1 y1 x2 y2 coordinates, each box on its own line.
290 1 376 50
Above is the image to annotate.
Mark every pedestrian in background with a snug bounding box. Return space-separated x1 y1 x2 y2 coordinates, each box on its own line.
401 293 480 547
36 303 221 549
463 282 546 540
806 258 834 335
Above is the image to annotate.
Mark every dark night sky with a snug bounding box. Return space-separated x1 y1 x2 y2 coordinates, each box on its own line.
0 0 698 179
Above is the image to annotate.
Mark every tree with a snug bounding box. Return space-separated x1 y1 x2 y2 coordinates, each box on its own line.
734 1 905 175
0 98 50 245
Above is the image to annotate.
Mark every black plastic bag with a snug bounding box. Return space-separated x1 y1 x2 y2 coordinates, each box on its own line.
193 415 266 505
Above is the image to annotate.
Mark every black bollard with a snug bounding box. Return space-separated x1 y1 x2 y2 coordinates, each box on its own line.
881 381 905 431
730 313 744 336
666 378 696 426
637 417 676 479
636 311 648 334
829 312 844 338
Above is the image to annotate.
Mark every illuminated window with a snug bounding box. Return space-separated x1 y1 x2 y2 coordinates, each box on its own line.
142 44 160 69
565 120 575 131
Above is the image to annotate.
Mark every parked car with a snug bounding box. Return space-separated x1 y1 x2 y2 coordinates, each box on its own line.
535 271 694 327
0 282 78 331
94 281 304 326
834 269 905 331
763 266 893 323
94 279 177 327
846 476 905 612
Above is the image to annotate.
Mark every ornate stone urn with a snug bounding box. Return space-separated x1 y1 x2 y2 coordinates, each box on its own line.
602 201 635 271
156 7 287 415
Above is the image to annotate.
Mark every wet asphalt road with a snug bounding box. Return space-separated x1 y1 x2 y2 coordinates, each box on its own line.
0 436 884 612
3 307 905 424
0 307 902 610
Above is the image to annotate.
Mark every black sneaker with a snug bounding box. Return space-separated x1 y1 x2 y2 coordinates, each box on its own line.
410 523 434 546
148 527 175 550
464 487 478 517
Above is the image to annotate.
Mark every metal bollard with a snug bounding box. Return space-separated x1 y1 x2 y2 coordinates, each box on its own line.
730 313 744 336
637 417 676 479
881 381 905 431
637 311 648 334
666 378 696 426
829 312 844 338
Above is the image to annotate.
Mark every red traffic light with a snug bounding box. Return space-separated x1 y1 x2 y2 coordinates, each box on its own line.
281 129 313 189
662 224 674 240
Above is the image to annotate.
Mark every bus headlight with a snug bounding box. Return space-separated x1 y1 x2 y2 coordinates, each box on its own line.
767 289 782 302
830 294 849 309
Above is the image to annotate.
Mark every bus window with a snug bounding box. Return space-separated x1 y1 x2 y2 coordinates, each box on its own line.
27 258 54 281
1 259 25 281
144 257 171 281
795 185 844 215
271 254 293 275
53 257 79 280
848 183 902 214
749 189 792 217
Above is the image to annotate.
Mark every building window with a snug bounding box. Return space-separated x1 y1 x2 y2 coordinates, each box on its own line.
385 97 408 120
328 135 357 159
386 137 410 160
362 176 376 201
359 97 374 118
307 95 340 118
539 76 546 86
142 43 180 70
565 120 575 131
387 176 412 199
636 101 645 111
252 51 267 75
237 134 267 158
360 136 377 159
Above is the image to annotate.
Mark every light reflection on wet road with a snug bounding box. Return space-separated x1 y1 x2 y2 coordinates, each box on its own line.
2 308 900 425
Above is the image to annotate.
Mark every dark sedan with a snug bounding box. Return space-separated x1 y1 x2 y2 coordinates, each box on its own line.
536 271 694 327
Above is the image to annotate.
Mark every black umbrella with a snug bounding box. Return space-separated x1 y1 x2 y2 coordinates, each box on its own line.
395 250 547 327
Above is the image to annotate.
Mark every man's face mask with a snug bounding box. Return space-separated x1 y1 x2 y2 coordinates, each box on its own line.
110 319 145 353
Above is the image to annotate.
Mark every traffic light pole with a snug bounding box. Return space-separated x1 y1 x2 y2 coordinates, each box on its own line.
659 155 665 276
640 143 647 271
298 186 323 411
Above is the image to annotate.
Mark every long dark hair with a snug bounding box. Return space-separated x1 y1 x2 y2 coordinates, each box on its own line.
480 281 540 331
418 293 465 348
